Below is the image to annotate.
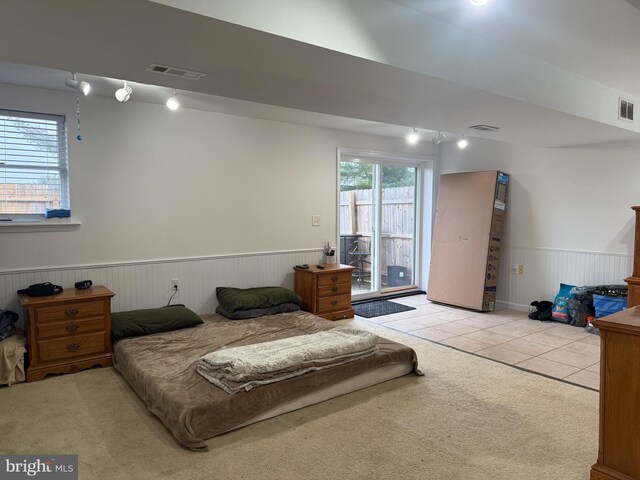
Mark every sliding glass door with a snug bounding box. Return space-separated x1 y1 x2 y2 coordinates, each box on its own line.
339 152 419 298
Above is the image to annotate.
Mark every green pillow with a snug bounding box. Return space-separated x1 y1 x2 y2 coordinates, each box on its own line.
112 305 203 340
216 286 302 314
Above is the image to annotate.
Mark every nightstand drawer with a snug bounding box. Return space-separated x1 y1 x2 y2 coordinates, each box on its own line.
319 310 354 321
36 301 105 323
37 332 107 363
318 283 351 297
317 272 352 287
36 316 107 340
317 294 352 313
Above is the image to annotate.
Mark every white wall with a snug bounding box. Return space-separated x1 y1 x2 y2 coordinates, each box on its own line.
439 137 640 308
0 83 435 271
0 83 435 319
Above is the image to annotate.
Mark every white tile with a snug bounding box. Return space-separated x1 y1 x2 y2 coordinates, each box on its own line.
462 330 515 346
476 345 533 365
439 336 494 352
539 348 599 369
383 319 428 332
520 331 575 348
501 338 556 356
564 370 600 390
430 322 479 335
516 357 580 379
411 327 458 342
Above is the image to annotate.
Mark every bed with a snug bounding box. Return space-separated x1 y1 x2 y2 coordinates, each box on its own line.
112 311 420 450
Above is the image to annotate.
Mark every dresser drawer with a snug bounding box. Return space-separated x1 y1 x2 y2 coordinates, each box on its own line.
317 294 352 313
36 301 105 323
317 272 352 287
37 332 107 363
317 283 351 297
36 316 107 340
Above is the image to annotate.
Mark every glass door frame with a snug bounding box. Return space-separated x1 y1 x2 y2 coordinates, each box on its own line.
336 147 435 301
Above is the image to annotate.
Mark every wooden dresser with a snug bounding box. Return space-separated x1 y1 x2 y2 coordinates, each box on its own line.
294 264 355 321
19 285 115 382
590 306 640 480
625 206 640 307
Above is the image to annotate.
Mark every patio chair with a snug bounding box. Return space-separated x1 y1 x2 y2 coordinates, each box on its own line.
349 240 371 283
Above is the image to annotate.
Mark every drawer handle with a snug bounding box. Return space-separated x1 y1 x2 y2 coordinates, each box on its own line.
331 287 338 293
331 276 338 282
331 300 338 306
65 309 79 318
66 342 80 352
65 323 79 334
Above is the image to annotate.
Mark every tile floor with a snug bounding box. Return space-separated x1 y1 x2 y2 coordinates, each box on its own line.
358 294 601 390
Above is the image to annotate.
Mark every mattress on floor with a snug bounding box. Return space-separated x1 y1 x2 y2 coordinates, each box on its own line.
113 311 419 450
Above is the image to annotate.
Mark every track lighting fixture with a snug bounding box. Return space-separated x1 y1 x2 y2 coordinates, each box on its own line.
166 90 180 110
457 137 469 149
405 128 420 145
469 0 489 6
115 80 132 102
64 72 91 96
432 132 446 146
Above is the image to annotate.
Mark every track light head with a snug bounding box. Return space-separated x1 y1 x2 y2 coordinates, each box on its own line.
432 132 446 146
166 90 180 111
405 128 420 145
65 73 91 95
115 81 132 102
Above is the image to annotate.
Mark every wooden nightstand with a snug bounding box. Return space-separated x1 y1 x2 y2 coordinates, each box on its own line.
19 285 115 382
294 264 355 321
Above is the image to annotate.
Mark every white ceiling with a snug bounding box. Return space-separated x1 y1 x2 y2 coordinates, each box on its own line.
0 0 639 147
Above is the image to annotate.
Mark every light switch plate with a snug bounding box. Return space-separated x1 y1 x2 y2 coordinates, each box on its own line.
312 215 320 226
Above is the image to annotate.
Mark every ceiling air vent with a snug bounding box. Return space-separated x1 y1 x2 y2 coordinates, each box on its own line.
145 64 207 80
619 98 634 121
468 124 500 132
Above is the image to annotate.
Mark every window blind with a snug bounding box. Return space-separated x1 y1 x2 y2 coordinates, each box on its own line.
0 109 69 215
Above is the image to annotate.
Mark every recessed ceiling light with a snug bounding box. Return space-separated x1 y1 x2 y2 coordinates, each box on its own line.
457 138 469 149
469 0 489 6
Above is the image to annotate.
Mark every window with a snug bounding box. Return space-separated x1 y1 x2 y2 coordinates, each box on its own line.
0 109 69 216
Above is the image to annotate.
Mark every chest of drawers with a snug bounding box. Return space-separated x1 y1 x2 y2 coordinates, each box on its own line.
294 264 355 321
19 286 115 382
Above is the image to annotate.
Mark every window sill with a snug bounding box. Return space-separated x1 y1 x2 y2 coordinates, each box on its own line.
0 218 81 233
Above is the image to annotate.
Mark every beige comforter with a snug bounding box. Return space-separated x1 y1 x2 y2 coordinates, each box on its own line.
113 311 419 450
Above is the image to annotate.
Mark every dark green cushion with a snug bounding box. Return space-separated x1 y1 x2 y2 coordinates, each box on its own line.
216 286 302 314
112 305 203 340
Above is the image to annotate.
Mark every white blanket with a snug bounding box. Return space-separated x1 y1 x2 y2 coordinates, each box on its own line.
196 326 379 394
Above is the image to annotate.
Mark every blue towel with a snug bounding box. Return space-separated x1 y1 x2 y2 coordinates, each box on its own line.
45 209 71 218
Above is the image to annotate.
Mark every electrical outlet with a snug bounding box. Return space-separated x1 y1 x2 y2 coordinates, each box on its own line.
172 278 180 290
517 265 525 275
311 215 320 226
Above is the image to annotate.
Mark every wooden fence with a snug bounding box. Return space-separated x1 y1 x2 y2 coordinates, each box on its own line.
0 183 60 214
339 186 414 282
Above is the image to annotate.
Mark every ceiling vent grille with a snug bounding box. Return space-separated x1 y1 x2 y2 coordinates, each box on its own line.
468 124 500 132
619 98 634 121
145 64 207 80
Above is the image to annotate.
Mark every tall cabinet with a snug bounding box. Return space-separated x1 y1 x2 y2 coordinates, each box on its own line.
427 170 509 311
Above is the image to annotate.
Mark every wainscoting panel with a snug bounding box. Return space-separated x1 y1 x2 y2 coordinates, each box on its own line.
497 246 633 311
0 249 324 328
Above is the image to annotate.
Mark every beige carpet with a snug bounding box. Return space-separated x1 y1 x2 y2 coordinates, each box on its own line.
0 319 598 480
